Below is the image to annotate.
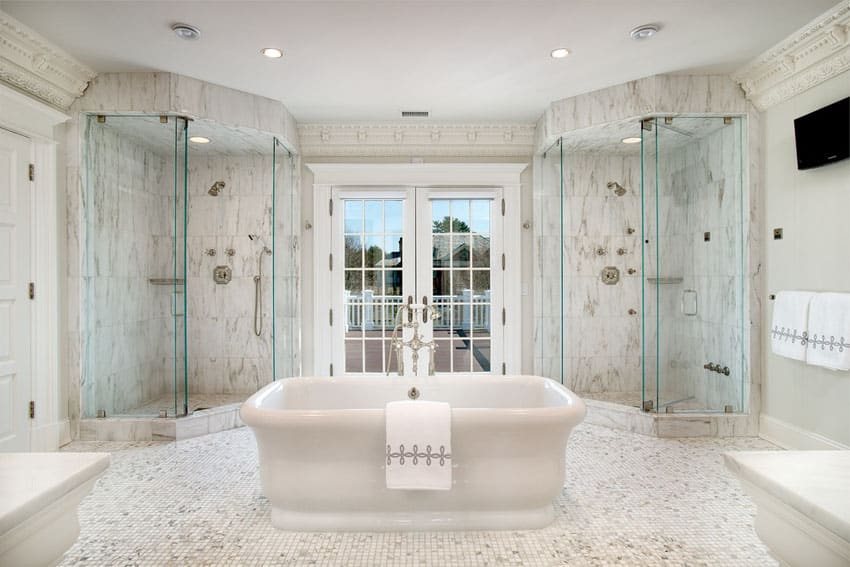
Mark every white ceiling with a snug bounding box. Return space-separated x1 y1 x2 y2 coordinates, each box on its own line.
1 0 836 123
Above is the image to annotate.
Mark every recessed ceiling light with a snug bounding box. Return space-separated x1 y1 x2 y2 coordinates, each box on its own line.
630 24 659 41
260 47 283 59
171 23 201 41
550 48 570 59
622 137 642 144
189 136 210 144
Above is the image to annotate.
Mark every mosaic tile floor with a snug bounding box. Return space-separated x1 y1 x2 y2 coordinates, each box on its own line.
59 424 779 566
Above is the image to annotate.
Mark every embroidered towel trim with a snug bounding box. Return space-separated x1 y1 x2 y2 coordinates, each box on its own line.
385 400 452 490
770 291 816 361
806 292 850 371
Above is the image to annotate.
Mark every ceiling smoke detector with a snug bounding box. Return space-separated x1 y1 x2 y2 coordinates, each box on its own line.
630 24 659 41
172 23 201 41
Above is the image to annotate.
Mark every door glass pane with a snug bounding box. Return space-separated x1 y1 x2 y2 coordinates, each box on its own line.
430 198 492 374
342 198 404 374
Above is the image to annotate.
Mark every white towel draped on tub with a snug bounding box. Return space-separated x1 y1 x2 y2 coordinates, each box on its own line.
806 292 850 371
385 401 452 490
771 291 816 361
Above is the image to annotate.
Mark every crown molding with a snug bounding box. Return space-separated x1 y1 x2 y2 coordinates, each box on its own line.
732 2 850 111
0 9 96 109
297 123 535 157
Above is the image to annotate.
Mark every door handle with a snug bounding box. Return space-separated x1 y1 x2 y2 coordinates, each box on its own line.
407 295 413 323
422 296 429 323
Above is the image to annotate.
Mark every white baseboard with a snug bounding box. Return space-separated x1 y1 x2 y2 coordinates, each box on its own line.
759 414 850 450
30 419 71 451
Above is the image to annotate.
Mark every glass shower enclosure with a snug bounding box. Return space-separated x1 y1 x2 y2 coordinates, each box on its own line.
82 114 299 418
534 115 745 413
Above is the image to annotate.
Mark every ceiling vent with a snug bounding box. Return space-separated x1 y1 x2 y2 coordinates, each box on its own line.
401 110 429 118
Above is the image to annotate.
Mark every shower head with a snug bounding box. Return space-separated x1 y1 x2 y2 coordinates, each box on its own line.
208 181 225 196
248 234 271 253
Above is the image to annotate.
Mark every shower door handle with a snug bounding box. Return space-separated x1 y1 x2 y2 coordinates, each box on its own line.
422 296 429 323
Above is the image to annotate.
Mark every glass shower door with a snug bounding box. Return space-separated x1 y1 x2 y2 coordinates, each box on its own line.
643 116 745 413
83 115 188 417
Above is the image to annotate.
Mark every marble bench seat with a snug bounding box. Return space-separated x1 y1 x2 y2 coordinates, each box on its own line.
724 450 850 567
0 452 110 567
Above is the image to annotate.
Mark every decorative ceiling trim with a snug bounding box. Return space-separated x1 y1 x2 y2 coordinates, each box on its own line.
297 123 535 157
0 9 96 109
732 2 850 111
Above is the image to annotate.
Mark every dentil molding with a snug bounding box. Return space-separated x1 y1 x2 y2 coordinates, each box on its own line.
298 123 535 157
732 2 850 111
0 9 96 109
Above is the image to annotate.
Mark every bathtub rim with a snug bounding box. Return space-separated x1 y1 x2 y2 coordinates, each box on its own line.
240 374 587 429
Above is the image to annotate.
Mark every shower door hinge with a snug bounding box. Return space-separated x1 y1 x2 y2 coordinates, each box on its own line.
28 282 35 300
329 363 334 377
329 309 333 326
329 253 333 270
329 198 333 216
501 363 506 375
28 164 34 181
501 307 506 326
641 118 653 131
501 253 505 270
501 198 505 216
28 400 35 419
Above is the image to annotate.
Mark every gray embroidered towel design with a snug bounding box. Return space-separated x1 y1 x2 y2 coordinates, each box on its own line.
806 292 850 371
385 400 452 490
771 291 816 361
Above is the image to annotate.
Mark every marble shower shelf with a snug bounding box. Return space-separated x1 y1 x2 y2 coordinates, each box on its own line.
148 278 185 287
646 277 684 285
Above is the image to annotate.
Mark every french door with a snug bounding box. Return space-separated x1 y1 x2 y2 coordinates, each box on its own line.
330 187 504 376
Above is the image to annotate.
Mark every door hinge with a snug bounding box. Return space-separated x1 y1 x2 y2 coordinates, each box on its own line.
502 363 506 375
329 198 333 216
28 282 35 300
28 400 35 419
502 307 506 325
329 309 333 326
501 253 506 270
501 198 505 216
28 164 34 182
329 363 334 377
329 253 333 270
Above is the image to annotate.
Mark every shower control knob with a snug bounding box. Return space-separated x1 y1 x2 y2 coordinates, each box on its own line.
628 308 637 315
721 366 730 376
617 248 627 256
595 246 607 256
704 363 716 371
627 268 637 275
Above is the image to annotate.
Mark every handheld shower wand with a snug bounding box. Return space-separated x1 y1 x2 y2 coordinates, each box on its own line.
248 234 272 336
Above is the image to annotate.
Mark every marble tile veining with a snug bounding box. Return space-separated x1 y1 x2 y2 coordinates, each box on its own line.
58 423 778 566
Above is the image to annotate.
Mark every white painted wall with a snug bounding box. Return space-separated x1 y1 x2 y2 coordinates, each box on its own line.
300 156 533 376
761 70 850 447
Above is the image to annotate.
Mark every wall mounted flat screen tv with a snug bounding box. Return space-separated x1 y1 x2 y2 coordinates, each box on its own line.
794 97 849 170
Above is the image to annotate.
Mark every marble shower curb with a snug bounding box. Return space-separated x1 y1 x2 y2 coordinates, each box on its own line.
78 403 244 442
584 399 760 438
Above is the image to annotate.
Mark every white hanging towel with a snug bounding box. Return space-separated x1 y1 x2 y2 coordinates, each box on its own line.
385 400 452 490
806 292 850 371
771 291 816 361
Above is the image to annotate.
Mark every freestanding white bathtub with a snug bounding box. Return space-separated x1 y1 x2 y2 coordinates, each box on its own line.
240 374 586 531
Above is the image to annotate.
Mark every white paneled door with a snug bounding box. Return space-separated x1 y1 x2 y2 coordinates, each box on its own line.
0 128 32 452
